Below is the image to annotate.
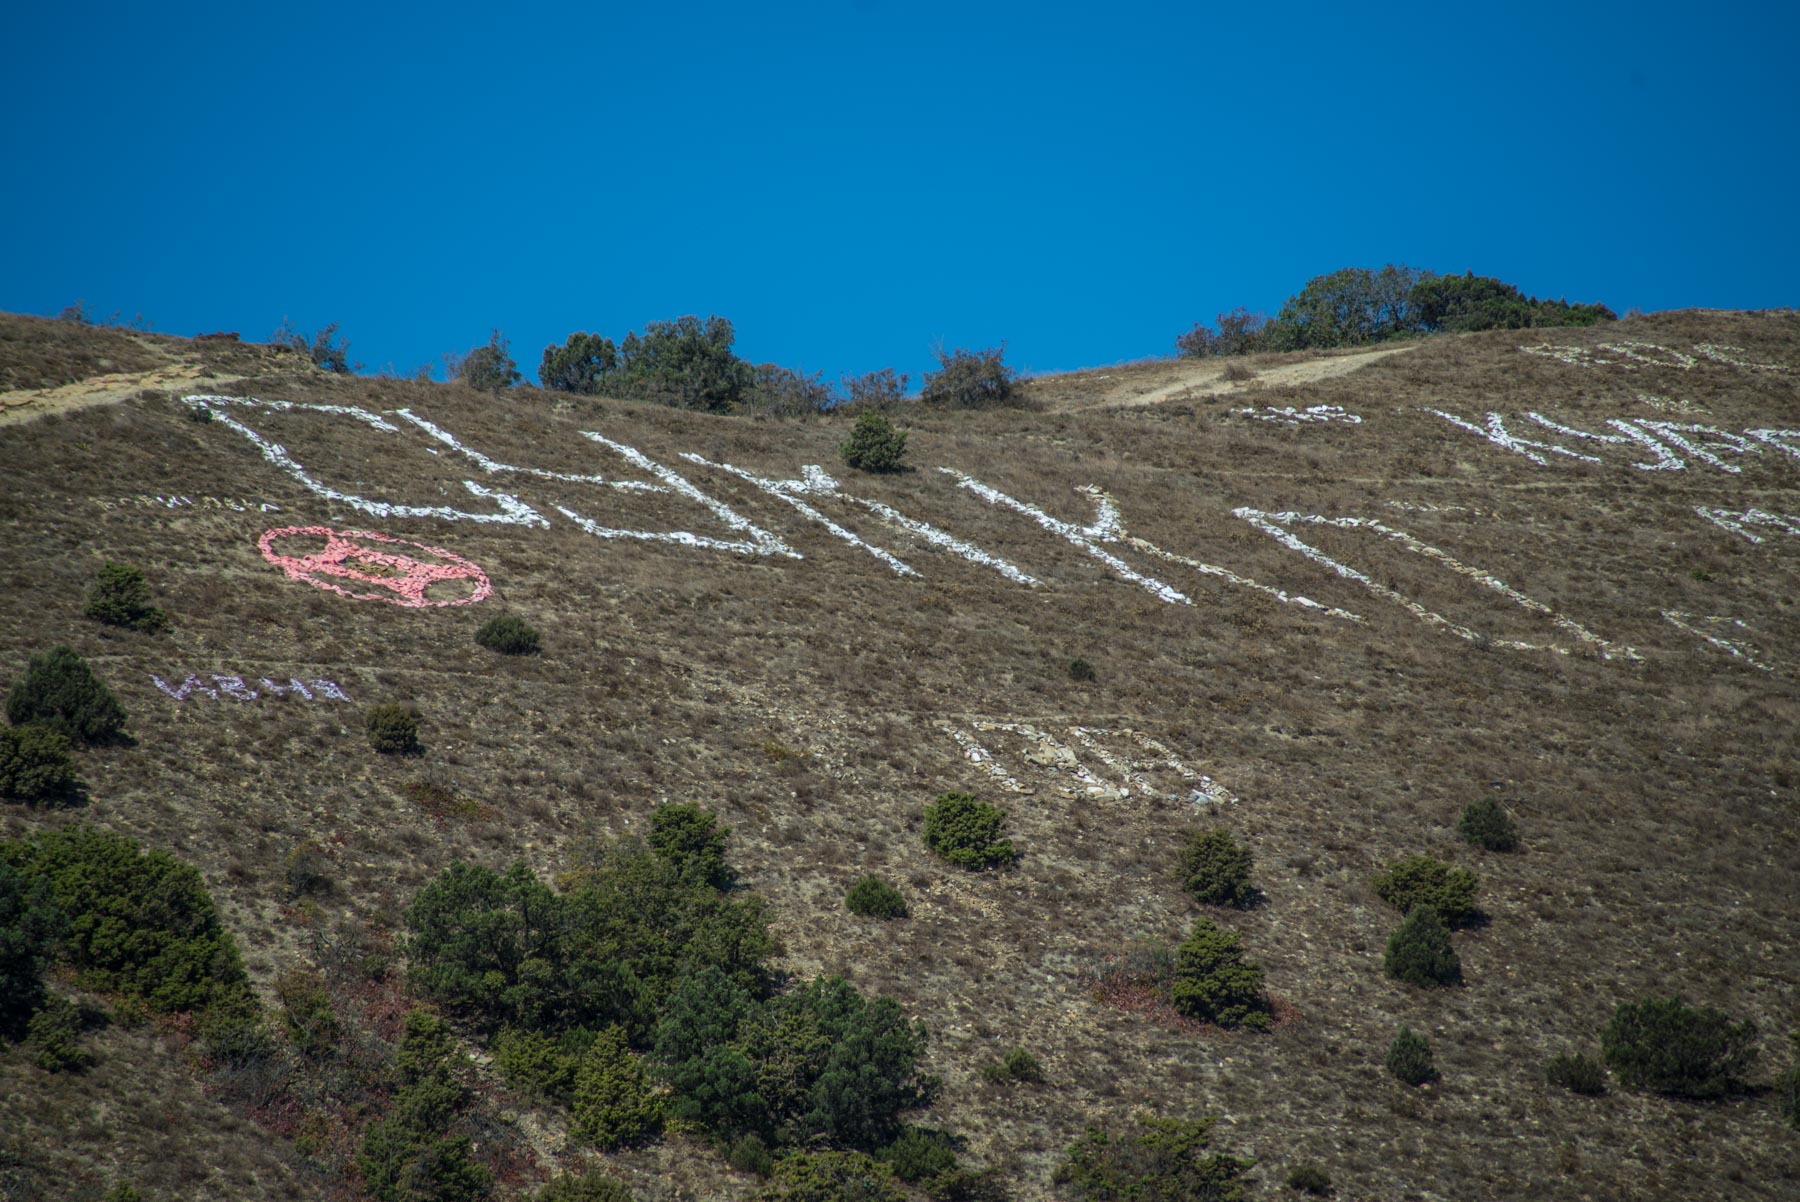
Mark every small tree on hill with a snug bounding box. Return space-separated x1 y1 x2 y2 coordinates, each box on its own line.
1601 996 1758 1098
1383 905 1462 988
84 563 167 632
616 315 752 412
839 413 908 473
1372 855 1480 928
6 646 128 745
570 1025 663 1150
1170 918 1272 1030
1457 798 1520 852
920 344 1019 410
923 793 1017 870
540 331 620 394
454 329 520 392
1176 828 1256 908
1386 1025 1437 1086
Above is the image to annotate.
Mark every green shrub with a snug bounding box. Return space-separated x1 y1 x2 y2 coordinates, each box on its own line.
358 1010 492 1202
1371 855 1480 928
282 840 333 899
1777 1034 1800 1129
744 363 832 417
728 1134 776 1177
5 825 247 1013
539 331 619 395
1170 918 1272 1030
454 329 520 391
920 344 1019 410
923 793 1017 871
759 1151 905 1202
1264 265 1428 351
272 318 358 373
366 704 422 755
979 1047 1044 1085
570 1025 663 1150
1544 1052 1607 1095
1176 308 1270 358
840 413 909 473
1284 1162 1332 1195
0 859 62 1036
1383 906 1462 988
616 315 753 412
878 1127 959 1182
274 968 340 1059
839 368 909 410
1457 798 1520 852
474 614 541 655
845 875 908 919
1055 1113 1252 1201
83 563 167 632
1067 657 1096 682
493 1025 589 1103
0 726 83 806
5 646 128 745
534 1171 638 1202
1601 996 1758 1097
1177 829 1256 908
1385 1025 1437 1086
648 802 735 889
26 993 94 1072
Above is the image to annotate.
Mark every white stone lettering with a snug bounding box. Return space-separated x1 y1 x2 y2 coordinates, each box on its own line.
682 456 917 577
1662 611 1775 672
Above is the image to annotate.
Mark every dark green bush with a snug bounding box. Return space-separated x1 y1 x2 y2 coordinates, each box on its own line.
493 1024 590 1103
474 614 541 655
1457 798 1520 852
1177 829 1256 908
1055 1113 1252 1201
539 332 620 395
366 704 422 755
1544 1052 1607 1096
758 1151 905 1202
878 1126 959 1183
5 646 128 745
840 413 909 473
648 802 735 889
26 993 94 1072
454 329 520 392
0 725 83 806
923 793 1017 870
83 563 167 632
4 825 247 1013
1265 265 1428 350
728 1134 776 1177
570 1025 663 1149
1284 1162 1332 1195
1170 918 1272 1030
357 1011 491 1202
979 1047 1044 1085
1371 855 1480 928
1383 906 1462 988
0 859 62 1037
534 1171 638 1202
845 875 908 919
1601 996 1758 1098
1385 1025 1437 1086
1067 657 1096 682
920 344 1019 410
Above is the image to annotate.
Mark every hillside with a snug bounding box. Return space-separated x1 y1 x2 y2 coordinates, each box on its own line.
1 308 1797 1201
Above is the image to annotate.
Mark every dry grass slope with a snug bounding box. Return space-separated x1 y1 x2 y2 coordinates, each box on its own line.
1 309 1797 1200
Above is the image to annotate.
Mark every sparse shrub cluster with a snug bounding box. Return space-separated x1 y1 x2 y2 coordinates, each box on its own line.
923 792 1018 870
744 363 832 417
272 318 358 373
356 1011 493 1202
5 645 128 745
0 725 82 806
1601 996 1758 1098
1458 798 1520 852
452 329 521 392
980 1047 1044 1085
845 874 908 919
1284 1162 1333 1196
920 344 1020 410
366 704 422 755
1176 828 1256 908
1055 1113 1252 1201
475 613 541 655
839 413 909 473
840 368 909 410
83 563 167 632
1545 1051 1607 1095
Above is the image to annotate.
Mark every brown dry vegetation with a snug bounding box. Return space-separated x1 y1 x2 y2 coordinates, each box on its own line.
1 308 1798 1200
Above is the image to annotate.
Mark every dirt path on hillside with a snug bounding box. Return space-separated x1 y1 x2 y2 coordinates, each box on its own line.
1112 342 1420 408
0 365 242 427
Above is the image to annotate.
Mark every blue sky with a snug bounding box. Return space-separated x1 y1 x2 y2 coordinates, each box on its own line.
3 1 1796 387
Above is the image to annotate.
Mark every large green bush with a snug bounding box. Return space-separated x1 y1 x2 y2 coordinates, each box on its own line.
1170 918 1272 1030
1176 828 1256 907
923 793 1017 870
454 329 520 392
1383 905 1462 988
539 332 620 395
1385 1025 1437 1087
3 825 247 1013
83 563 167 632
920 345 1019 410
1601 996 1758 1098
1371 855 1480 928
648 802 735 889
5 646 128 745
1054 1114 1252 1202
845 875 908 919
617 315 753 412
1264 265 1428 351
0 859 63 1037
474 614 541 656
1409 272 1614 333
0 725 83 806
367 704 422 755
